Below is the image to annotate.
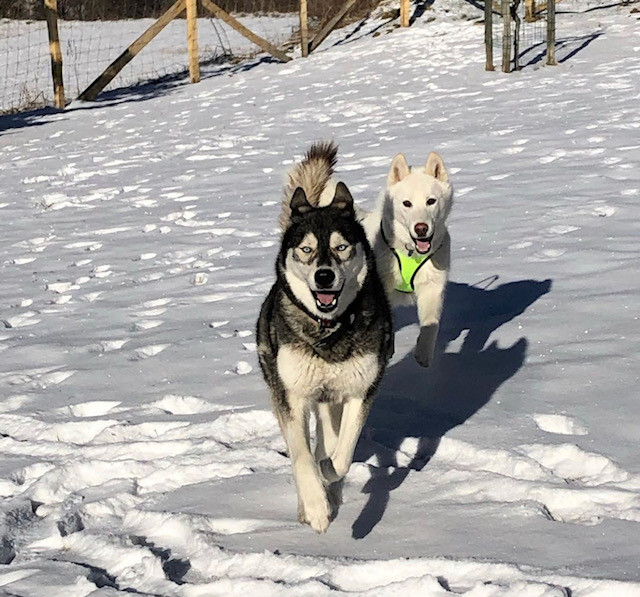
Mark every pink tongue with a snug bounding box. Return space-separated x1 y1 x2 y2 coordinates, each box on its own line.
316 293 335 306
415 239 431 253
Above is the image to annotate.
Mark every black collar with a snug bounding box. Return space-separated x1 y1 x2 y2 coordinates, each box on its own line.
312 311 357 350
316 316 339 329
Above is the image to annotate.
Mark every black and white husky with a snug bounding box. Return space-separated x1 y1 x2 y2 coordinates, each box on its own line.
363 152 453 367
257 142 393 533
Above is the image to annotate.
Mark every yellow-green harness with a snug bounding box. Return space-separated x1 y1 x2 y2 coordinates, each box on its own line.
380 225 438 293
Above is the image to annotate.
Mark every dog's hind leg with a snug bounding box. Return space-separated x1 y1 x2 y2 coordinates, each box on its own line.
280 406 331 533
320 397 369 484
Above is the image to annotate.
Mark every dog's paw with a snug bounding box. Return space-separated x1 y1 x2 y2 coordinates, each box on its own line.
298 484 331 533
297 499 308 525
301 495 331 533
414 346 432 368
327 481 343 518
319 457 340 484
320 457 352 483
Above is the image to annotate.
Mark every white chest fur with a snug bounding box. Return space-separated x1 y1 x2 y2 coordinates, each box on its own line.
277 346 379 404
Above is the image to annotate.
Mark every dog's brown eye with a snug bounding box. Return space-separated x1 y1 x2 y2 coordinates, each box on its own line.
427 198 436 206
403 200 412 208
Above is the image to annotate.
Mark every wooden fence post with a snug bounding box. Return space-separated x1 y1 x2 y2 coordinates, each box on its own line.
501 0 511 73
44 0 65 108
201 0 291 62
186 0 201 83
512 0 521 70
300 0 309 57
79 0 187 101
400 0 410 27
524 0 535 21
546 0 556 65
485 0 494 71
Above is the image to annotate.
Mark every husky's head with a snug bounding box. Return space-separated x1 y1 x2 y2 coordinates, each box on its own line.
385 152 453 255
279 182 370 321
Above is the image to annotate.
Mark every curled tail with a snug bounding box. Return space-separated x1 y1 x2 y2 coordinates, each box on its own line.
279 141 338 231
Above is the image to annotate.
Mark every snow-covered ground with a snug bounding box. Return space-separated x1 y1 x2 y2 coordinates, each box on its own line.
1 1 640 595
0 14 298 113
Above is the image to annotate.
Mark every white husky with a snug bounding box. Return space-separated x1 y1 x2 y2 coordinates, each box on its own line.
363 152 453 367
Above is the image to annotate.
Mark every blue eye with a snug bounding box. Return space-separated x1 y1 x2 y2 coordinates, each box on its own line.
336 244 349 252
300 246 312 253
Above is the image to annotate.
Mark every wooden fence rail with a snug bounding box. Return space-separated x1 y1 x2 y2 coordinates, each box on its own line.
308 0 359 54
78 0 187 101
200 0 292 62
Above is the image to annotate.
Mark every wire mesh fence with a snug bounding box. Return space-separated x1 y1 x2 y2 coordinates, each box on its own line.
57 8 298 100
487 0 549 72
519 4 546 49
1 0 391 114
1 0 328 114
1 18 52 112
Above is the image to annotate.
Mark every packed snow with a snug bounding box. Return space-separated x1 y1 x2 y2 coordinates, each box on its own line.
1 1 640 595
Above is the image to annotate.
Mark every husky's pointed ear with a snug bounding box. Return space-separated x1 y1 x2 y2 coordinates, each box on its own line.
331 182 355 215
425 152 449 183
290 187 312 220
388 153 410 186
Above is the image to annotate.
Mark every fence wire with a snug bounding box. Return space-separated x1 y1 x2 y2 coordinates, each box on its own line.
60 0 189 100
519 8 546 50
1 18 51 113
490 0 548 71
1 0 311 113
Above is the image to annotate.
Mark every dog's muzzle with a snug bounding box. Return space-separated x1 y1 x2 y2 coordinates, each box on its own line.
412 233 434 255
311 287 342 312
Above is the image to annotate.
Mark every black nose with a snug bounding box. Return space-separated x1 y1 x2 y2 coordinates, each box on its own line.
314 269 335 289
414 223 429 238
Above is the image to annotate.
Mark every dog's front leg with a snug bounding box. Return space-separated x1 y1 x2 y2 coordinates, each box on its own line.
315 401 344 513
414 273 446 368
315 401 342 463
280 406 331 533
320 397 369 484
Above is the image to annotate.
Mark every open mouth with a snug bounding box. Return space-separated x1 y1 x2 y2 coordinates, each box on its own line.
312 289 341 313
412 234 434 254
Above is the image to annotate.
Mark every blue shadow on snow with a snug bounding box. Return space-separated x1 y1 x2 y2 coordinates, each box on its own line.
351 277 552 539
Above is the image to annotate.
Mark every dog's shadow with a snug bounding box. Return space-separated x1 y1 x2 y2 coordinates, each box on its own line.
350 277 552 539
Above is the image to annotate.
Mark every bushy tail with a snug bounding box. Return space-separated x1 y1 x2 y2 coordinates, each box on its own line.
279 141 338 231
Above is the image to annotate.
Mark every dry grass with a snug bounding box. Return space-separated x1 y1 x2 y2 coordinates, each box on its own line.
0 83 48 115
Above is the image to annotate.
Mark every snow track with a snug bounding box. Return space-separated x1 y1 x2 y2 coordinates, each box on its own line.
1 1 640 594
